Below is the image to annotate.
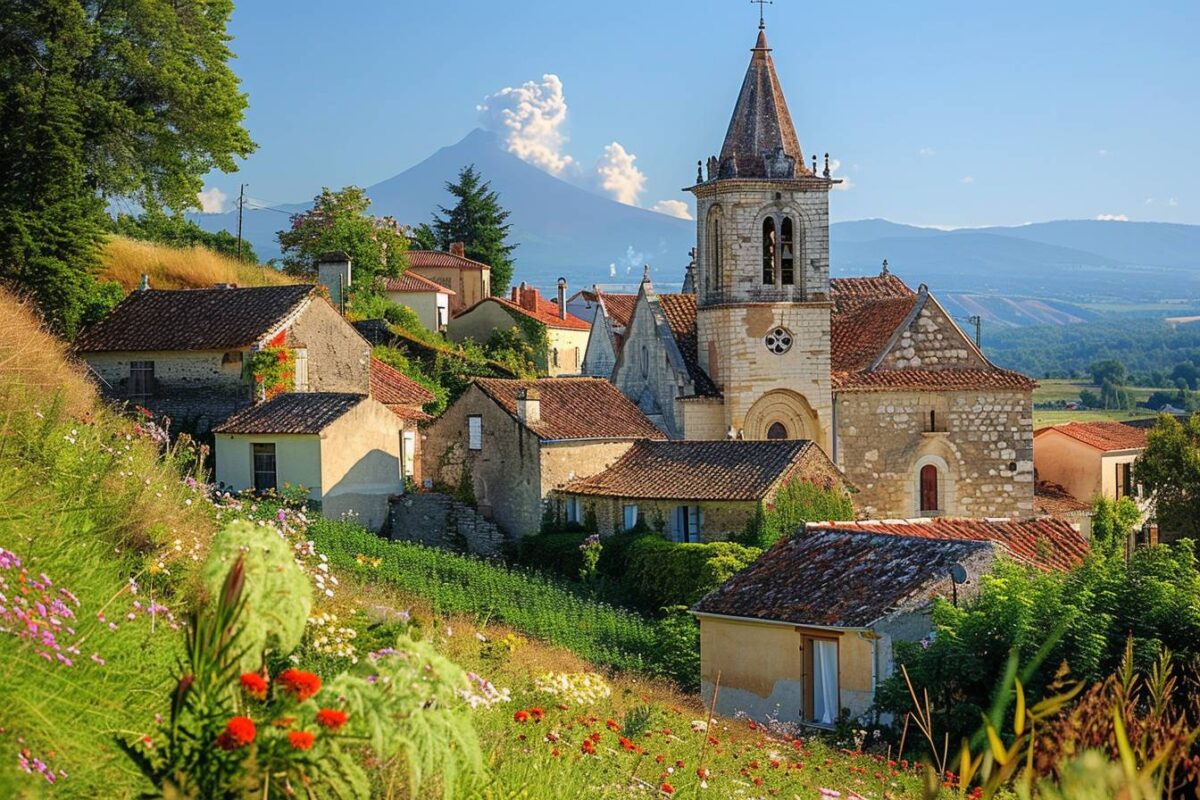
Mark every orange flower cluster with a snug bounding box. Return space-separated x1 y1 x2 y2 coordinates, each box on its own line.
216 717 256 751
288 730 315 751
315 708 349 732
277 668 322 702
240 672 268 700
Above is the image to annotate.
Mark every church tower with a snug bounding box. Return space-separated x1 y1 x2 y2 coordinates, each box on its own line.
689 22 835 449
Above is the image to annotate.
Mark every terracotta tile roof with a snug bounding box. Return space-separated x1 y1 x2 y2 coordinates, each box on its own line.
1034 420 1148 452
830 275 915 312
834 367 1037 392
467 296 592 331
75 285 314 352
407 250 491 271
807 516 1089 572
370 358 435 407
382 272 454 294
598 291 638 328
830 294 919 372
214 393 366 434
473 377 666 441
693 530 994 628
562 439 842 501
658 294 720 397
1035 481 1091 516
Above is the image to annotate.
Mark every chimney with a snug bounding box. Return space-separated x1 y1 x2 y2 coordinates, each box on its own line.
519 283 538 312
316 251 352 309
139 274 150 291
516 386 541 425
449 241 465 257
556 277 567 320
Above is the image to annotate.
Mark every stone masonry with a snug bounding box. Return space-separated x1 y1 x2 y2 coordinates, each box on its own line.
386 492 504 557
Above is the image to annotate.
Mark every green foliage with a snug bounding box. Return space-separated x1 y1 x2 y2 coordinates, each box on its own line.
607 535 762 611
0 0 253 333
1089 358 1127 386
199 521 313 672
1135 413 1200 539
277 186 408 285
372 344 447 415
427 165 517 295
79 279 126 329
1089 496 1142 554
484 324 546 377
738 479 855 548
109 208 259 263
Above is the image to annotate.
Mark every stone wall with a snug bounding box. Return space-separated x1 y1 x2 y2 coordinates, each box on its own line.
387 492 504 557
611 292 691 438
557 494 758 542
290 298 371 393
837 388 1035 519
877 296 986 371
581 313 618 378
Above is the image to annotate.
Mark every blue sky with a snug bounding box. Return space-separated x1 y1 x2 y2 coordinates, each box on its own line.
202 0 1199 228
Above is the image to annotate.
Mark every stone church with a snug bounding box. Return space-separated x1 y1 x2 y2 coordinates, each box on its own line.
600 23 1037 520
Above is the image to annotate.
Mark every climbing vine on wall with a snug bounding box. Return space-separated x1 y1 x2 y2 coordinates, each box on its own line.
246 344 295 401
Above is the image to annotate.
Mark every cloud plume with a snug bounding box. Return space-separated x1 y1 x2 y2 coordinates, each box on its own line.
196 186 228 213
595 142 646 206
478 74 574 175
1096 213 1128 221
650 199 693 220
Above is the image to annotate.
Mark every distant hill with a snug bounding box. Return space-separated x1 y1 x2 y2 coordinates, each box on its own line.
191 133 1200 320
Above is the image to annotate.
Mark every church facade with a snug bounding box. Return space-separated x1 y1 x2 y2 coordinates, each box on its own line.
605 24 1036 520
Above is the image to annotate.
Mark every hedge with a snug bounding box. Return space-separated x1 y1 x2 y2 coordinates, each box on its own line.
608 535 762 611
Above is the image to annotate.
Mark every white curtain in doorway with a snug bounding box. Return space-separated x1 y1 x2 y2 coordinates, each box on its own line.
812 640 839 725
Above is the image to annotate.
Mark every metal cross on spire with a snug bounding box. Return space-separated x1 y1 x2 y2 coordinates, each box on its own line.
751 0 773 28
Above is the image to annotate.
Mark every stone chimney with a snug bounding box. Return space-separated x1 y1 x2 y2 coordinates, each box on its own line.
317 251 352 308
512 282 538 312
138 274 150 291
449 241 465 257
556 277 567 320
516 386 541 425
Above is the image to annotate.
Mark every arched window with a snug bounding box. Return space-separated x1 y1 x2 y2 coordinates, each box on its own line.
919 464 939 513
707 207 723 296
780 217 795 285
762 217 776 285
641 345 649 378
767 422 788 440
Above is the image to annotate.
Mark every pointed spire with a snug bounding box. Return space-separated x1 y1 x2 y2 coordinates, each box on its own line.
717 26 806 180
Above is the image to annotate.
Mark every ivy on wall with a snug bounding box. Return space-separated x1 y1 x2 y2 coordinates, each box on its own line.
246 344 295 401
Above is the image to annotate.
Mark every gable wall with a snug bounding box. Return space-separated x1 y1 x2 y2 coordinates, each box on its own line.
319 397 404 531
290 299 371 393
581 312 618 377
876 298 986 371
612 295 688 438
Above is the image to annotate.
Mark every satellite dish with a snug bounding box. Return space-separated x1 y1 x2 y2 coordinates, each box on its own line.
949 564 968 584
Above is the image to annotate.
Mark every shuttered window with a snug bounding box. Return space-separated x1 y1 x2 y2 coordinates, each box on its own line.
919 464 939 513
129 360 154 398
468 415 482 450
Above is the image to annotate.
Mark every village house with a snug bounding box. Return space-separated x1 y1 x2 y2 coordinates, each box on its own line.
1033 420 1148 508
692 516 1089 726
599 24 1036 520
406 243 492 314
370 357 436 484
554 439 846 541
74 283 371 435
381 271 454 332
447 281 592 377
213 392 404 531
1034 480 1094 538
421 377 664 538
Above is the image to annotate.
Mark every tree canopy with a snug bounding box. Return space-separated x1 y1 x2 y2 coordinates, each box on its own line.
1135 413 1200 539
422 165 516 296
109 208 258 264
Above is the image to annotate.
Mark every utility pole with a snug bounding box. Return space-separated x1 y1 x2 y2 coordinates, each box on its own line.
236 183 247 262
967 315 982 349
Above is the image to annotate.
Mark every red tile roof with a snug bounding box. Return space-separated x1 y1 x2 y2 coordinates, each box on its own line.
830 275 915 312
834 367 1037 392
693 529 996 627
370 358 436 408
407 250 491 271
658 294 720 397
466 295 592 331
598 291 638 328
562 439 844 501
214 393 366 434
1035 481 1091 516
830 295 919 373
806 516 1089 572
382 272 454 294
1034 420 1148 452
474 377 666 441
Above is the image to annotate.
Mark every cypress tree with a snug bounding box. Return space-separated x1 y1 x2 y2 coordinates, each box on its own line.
428 165 517 295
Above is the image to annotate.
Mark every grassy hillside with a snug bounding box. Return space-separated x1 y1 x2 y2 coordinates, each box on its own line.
1033 379 1160 427
100 235 297 291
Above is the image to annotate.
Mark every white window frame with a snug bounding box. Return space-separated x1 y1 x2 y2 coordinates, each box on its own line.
401 430 416 480
467 415 483 451
293 348 309 392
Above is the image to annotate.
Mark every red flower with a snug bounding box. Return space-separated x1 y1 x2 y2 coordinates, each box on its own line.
288 730 315 751
529 706 545 722
216 716 256 750
581 739 597 755
696 768 710 780
514 710 530 724
240 673 268 700
606 719 619 731
660 783 675 795
277 669 321 702
753 776 764 786
315 708 349 732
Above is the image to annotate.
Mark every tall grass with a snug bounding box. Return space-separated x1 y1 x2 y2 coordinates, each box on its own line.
100 235 296 291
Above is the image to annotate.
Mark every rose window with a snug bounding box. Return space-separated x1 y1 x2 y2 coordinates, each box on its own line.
764 327 793 354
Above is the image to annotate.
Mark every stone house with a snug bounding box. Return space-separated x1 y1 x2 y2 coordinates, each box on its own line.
406 244 491 315
382 272 454 332
554 439 846 542
421 377 664 538
369 357 435 485
1033 421 1148 508
213 392 405 531
75 284 371 435
580 289 636 378
447 282 592 377
604 22 1036 520
692 516 1089 725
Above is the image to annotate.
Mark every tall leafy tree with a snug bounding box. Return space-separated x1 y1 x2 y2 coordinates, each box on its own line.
0 0 254 334
427 165 517 295
1135 413 1200 539
277 186 408 286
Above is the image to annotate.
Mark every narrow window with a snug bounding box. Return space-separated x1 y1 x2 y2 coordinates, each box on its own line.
805 638 839 726
641 345 649 378
401 430 416 480
780 217 795 285
762 217 776 284
919 464 939 513
293 348 309 392
566 496 582 524
623 504 640 531
252 443 277 493
767 422 788 440
468 415 483 451
1116 463 1134 499
129 360 155 399
711 222 722 294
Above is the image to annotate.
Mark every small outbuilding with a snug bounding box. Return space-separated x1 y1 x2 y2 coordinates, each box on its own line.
381 272 454 332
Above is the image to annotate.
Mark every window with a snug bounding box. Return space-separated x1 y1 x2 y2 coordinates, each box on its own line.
673 505 702 543
767 422 788 440
1116 462 1135 499
129 360 154 398
919 464 939 513
468 415 483 450
641 345 649 378
707 208 723 295
552 348 560 368
252 444 277 493
764 327 793 355
293 348 309 392
401 430 416 480
803 637 839 726
623 504 640 531
762 217 776 284
565 496 582 525
780 217 795 285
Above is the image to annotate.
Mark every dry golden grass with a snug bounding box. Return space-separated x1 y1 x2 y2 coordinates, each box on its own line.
0 288 98 419
101 235 297 291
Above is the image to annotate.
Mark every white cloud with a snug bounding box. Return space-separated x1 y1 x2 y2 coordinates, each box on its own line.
478 74 574 175
960 175 975 184
1145 197 1155 205
1096 213 1129 222
594 142 646 206
828 158 853 191
196 186 228 213
650 199 693 220
919 147 936 157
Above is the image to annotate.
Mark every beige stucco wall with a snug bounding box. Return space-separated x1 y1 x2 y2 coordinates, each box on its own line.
290 298 371 393
385 290 446 332
214 433 324 500
318 398 404 530
1033 431 1102 503
547 328 589 376
837 388 1035 519
446 303 587 376
680 397 728 439
409 266 490 313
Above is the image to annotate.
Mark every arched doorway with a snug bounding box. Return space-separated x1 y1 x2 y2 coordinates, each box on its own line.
743 390 821 443
767 422 788 440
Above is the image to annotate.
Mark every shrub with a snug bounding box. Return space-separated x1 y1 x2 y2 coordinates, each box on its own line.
609 535 762 611
738 479 854 548
517 531 589 576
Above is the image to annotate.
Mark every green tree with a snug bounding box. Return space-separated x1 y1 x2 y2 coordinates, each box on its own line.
0 0 254 334
738 479 854 548
1135 413 1200 539
1089 359 1127 386
1089 496 1142 556
109 208 259 263
277 186 407 290
427 165 517 295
